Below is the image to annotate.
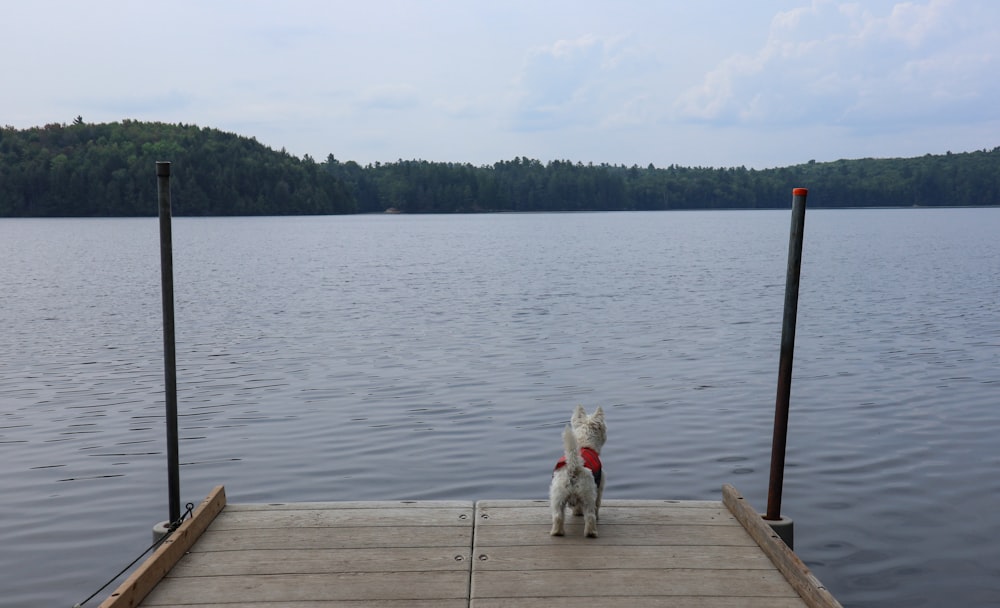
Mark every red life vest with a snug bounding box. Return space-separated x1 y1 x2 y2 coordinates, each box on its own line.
554 447 603 487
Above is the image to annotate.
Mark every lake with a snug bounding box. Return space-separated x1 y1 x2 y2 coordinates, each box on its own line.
1 208 998 607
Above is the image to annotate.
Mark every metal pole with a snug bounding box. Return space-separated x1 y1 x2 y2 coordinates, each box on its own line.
157 161 181 526
765 187 808 521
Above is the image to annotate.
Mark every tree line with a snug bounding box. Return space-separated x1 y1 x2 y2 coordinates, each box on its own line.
1 120 998 217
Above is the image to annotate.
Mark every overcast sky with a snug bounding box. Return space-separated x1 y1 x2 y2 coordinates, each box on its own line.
4 0 998 169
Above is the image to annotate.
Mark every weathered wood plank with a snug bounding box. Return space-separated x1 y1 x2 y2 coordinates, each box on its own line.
100 485 226 608
142 572 470 605
226 500 470 511
471 568 802 599
476 505 737 526
472 544 776 571
169 547 471 577
477 499 724 509
191 524 472 551
472 598 806 608
211 506 472 529
473 523 758 547
174 602 467 608
723 485 844 608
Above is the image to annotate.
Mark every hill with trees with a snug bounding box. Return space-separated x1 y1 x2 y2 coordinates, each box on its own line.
0 119 353 216
1 120 998 217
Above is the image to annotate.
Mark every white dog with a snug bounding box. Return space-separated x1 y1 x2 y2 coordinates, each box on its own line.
550 405 606 537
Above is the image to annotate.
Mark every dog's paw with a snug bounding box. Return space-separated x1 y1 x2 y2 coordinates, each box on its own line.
550 527 565 536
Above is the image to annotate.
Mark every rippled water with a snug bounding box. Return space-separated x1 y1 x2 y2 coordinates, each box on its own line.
1 209 998 607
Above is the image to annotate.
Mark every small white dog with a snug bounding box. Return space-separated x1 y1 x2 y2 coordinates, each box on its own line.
550 405 606 537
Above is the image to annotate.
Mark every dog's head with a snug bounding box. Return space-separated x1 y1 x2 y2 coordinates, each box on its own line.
571 405 606 453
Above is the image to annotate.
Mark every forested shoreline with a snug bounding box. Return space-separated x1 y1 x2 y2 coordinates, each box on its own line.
2 120 998 217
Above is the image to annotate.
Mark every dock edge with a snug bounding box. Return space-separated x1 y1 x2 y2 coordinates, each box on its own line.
98 485 227 608
723 484 843 608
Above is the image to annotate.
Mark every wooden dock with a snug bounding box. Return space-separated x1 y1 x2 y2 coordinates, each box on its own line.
100 485 841 608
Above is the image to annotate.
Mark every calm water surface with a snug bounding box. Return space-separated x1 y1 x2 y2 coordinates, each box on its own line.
1 209 998 607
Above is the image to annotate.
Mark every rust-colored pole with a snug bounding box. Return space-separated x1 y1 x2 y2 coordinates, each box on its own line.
765 187 808 521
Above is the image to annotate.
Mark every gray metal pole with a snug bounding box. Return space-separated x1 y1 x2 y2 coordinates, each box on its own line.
157 161 181 526
766 187 808 522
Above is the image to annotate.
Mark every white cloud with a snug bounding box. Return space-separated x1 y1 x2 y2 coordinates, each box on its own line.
885 0 953 47
674 0 1000 129
509 35 603 131
509 34 657 132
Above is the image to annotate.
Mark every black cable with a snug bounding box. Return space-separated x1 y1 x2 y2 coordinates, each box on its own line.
74 502 194 607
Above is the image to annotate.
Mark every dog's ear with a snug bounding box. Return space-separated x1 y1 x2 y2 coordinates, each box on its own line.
592 406 605 424
572 405 587 425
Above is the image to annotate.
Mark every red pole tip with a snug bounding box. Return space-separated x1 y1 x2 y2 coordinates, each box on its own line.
792 188 808 196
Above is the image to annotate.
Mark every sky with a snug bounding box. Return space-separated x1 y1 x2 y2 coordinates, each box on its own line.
3 0 999 169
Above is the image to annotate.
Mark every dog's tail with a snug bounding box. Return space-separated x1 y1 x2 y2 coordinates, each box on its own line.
562 424 584 474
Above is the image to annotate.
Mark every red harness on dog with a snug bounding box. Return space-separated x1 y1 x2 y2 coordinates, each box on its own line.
554 447 603 487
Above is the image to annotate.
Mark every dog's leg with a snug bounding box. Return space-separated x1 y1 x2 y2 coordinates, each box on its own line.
583 506 598 537
550 503 566 536
550 475 567 536
596 473 605 520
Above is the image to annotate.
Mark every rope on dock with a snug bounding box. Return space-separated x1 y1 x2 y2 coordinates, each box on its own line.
73 502 194 608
